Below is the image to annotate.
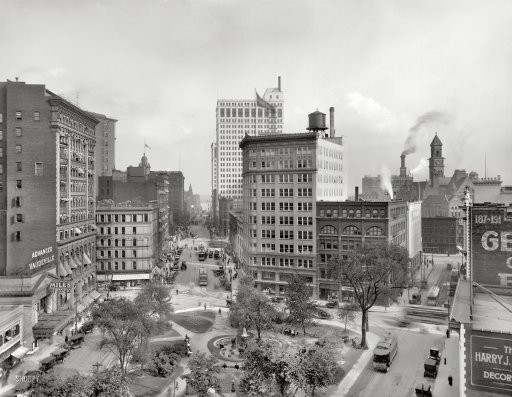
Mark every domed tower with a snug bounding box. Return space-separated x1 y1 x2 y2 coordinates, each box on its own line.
429 133 444 185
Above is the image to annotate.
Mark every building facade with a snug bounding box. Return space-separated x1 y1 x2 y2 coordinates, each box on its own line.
316 200 408 300
167 171 185 226
239 128 343 297
0 306 25 373
406 201 423 274
214 77 284 211
95 202 159 286
0 80 98 345
421 216 458 254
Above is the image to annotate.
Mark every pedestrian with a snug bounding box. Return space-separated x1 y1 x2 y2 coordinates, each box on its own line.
176 289 179 295
446 329 450 339
444 357 447 365
448 375 453 386
218 308 221 315
204 303 207 310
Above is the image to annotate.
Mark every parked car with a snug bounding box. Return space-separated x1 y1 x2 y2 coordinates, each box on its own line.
79 321 95 334
314 309 332 319
109 284 120 291
39 356 57 372
326 300 339 308
51 348 70 363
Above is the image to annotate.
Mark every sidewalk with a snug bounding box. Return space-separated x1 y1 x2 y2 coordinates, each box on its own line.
433 331 459 397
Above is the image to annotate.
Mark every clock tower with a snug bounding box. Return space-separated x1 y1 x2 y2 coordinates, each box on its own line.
429 133 444 185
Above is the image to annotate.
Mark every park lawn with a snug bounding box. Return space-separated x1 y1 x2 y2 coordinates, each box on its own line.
169 311 216 333
127 365 185 397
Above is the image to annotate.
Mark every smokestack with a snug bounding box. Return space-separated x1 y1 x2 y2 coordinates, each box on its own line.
329 107 335 137
278 76 281 91
400 154 407 177
355 186 359 201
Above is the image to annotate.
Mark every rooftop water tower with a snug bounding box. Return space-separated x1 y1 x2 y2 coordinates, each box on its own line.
307 110 328 136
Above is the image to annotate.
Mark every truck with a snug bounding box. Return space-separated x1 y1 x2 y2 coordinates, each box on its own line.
372 333 398 372
198 267 208 286
409 287 422 304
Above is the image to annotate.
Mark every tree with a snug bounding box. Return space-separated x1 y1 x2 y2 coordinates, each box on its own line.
229 275 276 339
284 274 317 335
91 367 133 397
338 302 360 331
92 298 150 373
329 242 409 349
134 282 172 321
182 352 222 397
290 346 338 397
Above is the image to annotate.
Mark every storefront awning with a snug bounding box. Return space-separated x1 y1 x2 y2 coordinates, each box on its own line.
89 290 101 300
112 273 150 281
58 261 70 278
32 310 74 339
76 303 86 313
69 256 80 269
83 253 92 265
11 346 29 359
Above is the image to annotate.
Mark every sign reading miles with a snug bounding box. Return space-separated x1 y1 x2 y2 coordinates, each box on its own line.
471 207 512 287
468 329 512 394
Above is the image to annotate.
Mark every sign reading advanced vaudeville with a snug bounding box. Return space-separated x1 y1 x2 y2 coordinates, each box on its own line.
471 206 512 287
28 246 55 271
469 330 512 394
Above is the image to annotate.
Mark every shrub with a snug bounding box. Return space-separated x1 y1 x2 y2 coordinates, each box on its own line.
150 350 179 377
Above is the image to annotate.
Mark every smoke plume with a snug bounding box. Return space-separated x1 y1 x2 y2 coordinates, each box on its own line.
410 158 429 175
380 165 394 199
402 111 451 156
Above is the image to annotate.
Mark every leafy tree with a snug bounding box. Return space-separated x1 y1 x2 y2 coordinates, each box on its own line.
291 346 338 397
338 302 360 331
91 298 150 373
91 367 133 397
135 282 172 321
284 274 317 335
149 348 180 377
131 342 153 374
229 275 276 339
182 352 222 397
329 242 409 349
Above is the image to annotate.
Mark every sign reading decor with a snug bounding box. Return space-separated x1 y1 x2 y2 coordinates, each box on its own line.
471 206 512 287
28 246 55 271
467 328 512 395
48 282 71 293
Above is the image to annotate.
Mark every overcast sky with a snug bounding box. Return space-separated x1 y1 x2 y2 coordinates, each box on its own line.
1 0 511 197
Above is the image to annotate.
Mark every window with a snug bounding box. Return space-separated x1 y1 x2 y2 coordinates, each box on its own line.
261 229 275 238
34 111 40 121
297 245 313 253
279 258 294 268
16 214 23 223
15 144 22 154
297 188 312 197
261 188 275 197
261 216 275 225
261 174 274 183
279 174 293 183
297 202 312 211
132 227 136 234
15 127 22 137
343 225 361 235
261 271 275 280
0 148 3 158
279 216 294 225
297 231 313 239
366 226 384 236
0 113 2 122
15 197 21 207
132 261 137 270
261 202 275 211
133 250 137 258
16 162 22 172
320 225 337 234
16 180 22 189
16 111 22 120
320 237 338 250
297 216 313 225
0 130 2 140
35 162 43 176
279 188 293 197
15 231 21 241
279 230 294 239
279 244 294 253
279 202 293 211
297 173 312 183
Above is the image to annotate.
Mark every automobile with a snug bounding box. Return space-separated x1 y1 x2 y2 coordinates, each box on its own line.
39 356 57 372
270 296 285 303
314 309 332 319
109 284 120 291
423 357 439 378
51 348 70 363
226 298 233 307
325 300 339 308
208 251 213 258
79 321 95 334
67 333 85 348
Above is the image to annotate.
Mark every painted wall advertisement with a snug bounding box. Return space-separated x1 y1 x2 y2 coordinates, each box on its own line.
26 245 55 273
467 328 512 395
471 207 512 287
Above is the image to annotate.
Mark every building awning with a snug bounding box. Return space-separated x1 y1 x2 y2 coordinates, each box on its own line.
11 346 30 360
89 290 101 300
319 283 339 290
74 228 82 235
76 303 86 313
82 296 94 307
58 261 70 278
83 253 92 265
69 257 79 269
32 310 74 338
112 273 150 281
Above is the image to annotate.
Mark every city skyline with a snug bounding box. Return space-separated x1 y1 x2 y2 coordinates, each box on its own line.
1 0 510 196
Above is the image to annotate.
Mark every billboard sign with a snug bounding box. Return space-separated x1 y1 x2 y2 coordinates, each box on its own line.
467 328 512 394
471 206 512 287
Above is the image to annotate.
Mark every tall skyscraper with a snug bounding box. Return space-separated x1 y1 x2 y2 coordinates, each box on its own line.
214 77 284 210
239 111 343 297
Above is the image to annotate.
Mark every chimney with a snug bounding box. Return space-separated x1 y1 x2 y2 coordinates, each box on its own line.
355 186 359 201
400 154 407 177
278 76 281 91
329 107 335 137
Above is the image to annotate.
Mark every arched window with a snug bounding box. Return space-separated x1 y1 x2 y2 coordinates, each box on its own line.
356 210 362 218
333 209 339 217
379 210 385 218
365 210 371 218
342 210 348 218
320 210 325 217
366 226 384 236
326 210 332 217
348 209 354 218
342 226 360 235
372 209 378 218
320 225 338 235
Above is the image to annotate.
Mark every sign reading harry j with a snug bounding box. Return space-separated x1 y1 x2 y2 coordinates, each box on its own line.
471 207 512 287
468 329 512 395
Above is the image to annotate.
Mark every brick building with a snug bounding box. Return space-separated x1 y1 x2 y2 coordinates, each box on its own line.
0 80 100 346
316 200 408 300
421 216 459 254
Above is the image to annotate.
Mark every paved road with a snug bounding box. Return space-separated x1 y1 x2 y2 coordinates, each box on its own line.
347 328 444 397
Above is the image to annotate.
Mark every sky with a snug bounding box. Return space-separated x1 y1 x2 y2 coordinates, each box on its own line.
1 0 511 197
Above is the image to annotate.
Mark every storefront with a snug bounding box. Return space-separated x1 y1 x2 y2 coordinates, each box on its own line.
318 283 340 300
32 310 74 340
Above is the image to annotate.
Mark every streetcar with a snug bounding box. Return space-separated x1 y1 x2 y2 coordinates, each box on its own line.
426 286 440 306
372 333 398 372
198 267 208 286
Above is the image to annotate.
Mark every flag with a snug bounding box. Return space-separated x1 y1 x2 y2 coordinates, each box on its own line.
145 143 151 150
256 91 273 110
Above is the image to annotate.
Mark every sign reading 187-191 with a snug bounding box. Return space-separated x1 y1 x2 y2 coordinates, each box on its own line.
468 329 512 394
471 206 512 287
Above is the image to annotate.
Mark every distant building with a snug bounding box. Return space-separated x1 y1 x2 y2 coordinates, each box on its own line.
422 217 458 254
316 200 408 301
0 80 99 346
211 142 218 221
406 201 423 274
167 171 185 225
471 173 512 205
0 306 25 369
214 77 284 212
239 111 343 297
95 202 160 286
218 197 233 238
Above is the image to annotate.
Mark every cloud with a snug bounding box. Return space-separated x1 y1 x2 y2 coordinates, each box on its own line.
49 67 66 77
